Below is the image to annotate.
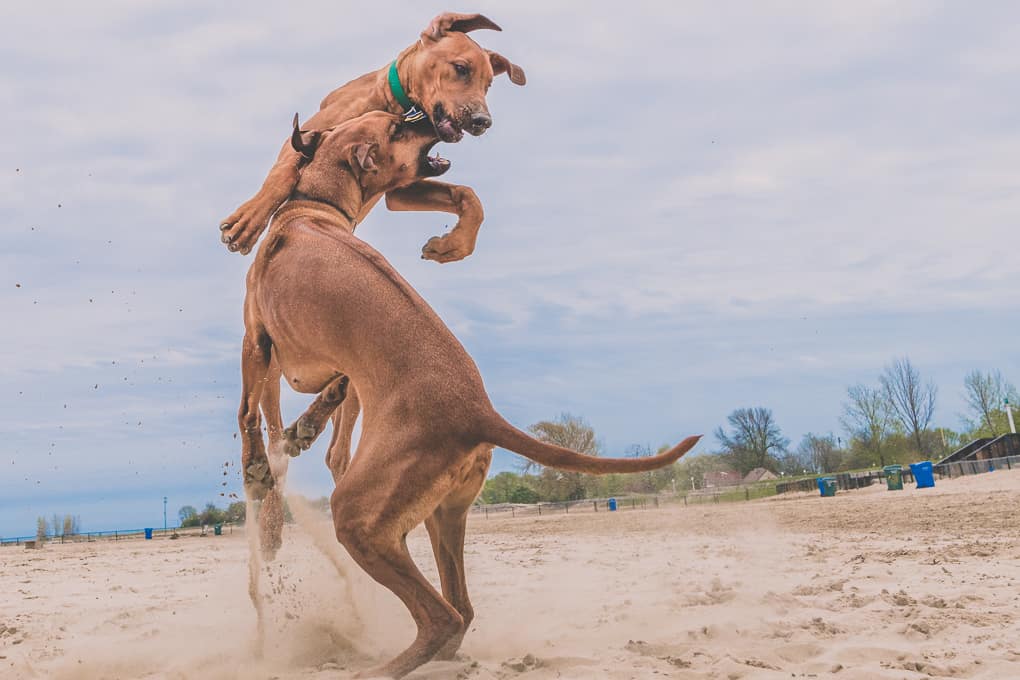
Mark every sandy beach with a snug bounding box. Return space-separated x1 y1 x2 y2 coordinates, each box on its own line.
3 469 1019 679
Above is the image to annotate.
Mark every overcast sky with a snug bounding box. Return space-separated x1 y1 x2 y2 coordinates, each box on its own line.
2 1 1018 537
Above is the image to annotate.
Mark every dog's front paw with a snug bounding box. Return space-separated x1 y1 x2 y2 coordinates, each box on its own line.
219 201 271 255
421 232 475 263
282 419 318 456
243 459 275 500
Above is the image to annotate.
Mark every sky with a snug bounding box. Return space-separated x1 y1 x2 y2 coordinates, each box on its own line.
2 1 1018 538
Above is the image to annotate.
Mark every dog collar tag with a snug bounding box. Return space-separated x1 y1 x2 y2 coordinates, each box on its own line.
401 106 427 123
388 60 428 123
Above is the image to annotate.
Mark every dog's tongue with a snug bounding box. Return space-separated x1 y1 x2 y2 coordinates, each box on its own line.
436 118 463 142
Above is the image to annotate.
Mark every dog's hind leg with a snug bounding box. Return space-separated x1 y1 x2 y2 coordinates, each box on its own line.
282 374 350 457
325 383 360 485
238 326 273 654
426 447 492 661
239 329 274 500
258 354 288 561
261 353 285 455
332 440 466 678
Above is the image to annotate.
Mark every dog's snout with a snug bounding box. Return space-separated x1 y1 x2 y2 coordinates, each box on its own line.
469 112 492 132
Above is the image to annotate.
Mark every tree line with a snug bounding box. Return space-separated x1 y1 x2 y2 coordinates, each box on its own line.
35 514 81 541
481 360 1016 503
177 501 247 527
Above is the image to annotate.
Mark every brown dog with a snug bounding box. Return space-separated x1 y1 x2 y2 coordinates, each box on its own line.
244 110 454 560
220 11 525 259
239 114 701 679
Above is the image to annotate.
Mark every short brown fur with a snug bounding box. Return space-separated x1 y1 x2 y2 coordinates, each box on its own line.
220 12 525 259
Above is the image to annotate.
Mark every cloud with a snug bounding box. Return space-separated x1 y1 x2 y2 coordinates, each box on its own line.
2 1 1019 535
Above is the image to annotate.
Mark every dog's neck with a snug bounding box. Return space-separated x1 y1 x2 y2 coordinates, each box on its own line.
288 171 365 230
377 42 424 119
274 199 357 234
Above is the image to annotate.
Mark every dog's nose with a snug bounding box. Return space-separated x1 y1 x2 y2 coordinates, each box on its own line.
469 112 492 132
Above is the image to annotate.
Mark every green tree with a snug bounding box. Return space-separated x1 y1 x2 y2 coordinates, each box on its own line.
963 369 1017 437
224 502 246 524
522 414 601 501
199 502 225 526
508 484 540 504
482 471 522 504
36 516 48 542
178 505 198 525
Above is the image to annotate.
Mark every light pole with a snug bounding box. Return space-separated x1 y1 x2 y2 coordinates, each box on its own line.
1007 398 1016 435
163 496 168 531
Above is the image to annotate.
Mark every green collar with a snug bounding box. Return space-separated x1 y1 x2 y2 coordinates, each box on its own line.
388 60 427 123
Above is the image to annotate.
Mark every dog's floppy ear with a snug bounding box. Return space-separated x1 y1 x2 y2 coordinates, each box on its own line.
487 50 526 86
422 12 501 41
290 113 322 159
349 142 378 172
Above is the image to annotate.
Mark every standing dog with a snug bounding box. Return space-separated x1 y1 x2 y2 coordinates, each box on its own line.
247 110 454 561
220 11 524 259
240 114 701 679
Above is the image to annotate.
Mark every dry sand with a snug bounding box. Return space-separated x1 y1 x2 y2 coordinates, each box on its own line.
3 469 1019 679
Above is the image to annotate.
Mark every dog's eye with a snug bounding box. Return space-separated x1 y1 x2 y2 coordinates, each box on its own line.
452 63 469 77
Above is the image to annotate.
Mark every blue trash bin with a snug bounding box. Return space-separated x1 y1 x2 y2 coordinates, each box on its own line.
817 477 837 497
608 498 618 512
144 528 153 540
909 461 935 489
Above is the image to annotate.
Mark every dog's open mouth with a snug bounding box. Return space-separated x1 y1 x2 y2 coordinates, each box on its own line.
420 143 451 177
432 104 464 143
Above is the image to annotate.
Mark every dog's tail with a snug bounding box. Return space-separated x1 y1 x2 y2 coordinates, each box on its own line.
486 415 700 474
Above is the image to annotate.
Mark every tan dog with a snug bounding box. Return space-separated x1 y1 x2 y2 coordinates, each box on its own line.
246 110 454 560
220 11 525 259
239 115 701 679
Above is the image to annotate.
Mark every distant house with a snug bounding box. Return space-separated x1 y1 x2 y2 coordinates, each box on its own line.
703 470 742 488
743 467 778 484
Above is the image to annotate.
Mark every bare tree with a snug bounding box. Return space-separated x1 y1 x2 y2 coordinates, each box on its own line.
36 516 48 543
963 370 1016 437
522 414 601 501
841 384 895 467
880 357 937 455
715 407 789 474
520 413 600 471
797 433 842 473
61 515 79 537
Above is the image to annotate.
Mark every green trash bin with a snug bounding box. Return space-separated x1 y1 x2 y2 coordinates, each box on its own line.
817 477 837 497
213 523 223 536
883 465 903 491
